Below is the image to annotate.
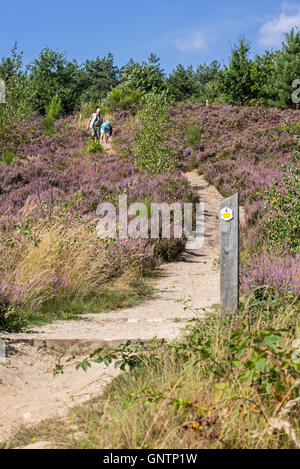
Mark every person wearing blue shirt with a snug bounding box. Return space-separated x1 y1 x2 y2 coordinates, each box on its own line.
100 121 112 143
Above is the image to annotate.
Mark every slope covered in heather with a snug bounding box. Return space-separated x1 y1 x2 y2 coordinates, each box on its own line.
115 102 300 295
0 114 197 324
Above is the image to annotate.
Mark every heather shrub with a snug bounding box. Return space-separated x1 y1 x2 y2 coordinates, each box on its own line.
168 102 300 294
0 104 30 160
241 252 300 295
153 237 185 261
0 115 196 320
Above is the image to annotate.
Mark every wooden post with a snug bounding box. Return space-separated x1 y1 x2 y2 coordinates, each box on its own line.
0 339 5 363
0 79 5 104
220 192 239 315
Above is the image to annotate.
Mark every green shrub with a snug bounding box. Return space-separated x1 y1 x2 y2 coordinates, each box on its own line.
42 115 55 136
100 105 109 118
42 95 63 136
135 92 175 173
80 102 99 118
185 123 203 148
106 87 142 111
46 94 63 119
281 119 300 136
2 148 16 165
0 302 25 332
80 102 109 119
86 139 103 153
264 152 300 254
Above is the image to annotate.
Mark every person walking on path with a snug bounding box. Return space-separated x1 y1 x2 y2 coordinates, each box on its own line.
100 121 113 144
87 108 103 141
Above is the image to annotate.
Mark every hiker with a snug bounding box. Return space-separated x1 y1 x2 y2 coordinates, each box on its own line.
87 108 103 140
100 121 113 143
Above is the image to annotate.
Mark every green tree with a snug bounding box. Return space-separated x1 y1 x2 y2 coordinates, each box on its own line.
194 60 221 103
25 47 82 114
135 92 174 173
266 28 300 109
250 51 277 105
43 94 63 136
79 53 119 104
120 54 165 93
0 43 26 113
166 64 198 102
0 44 29 159
218 39 254 105
195 60 220 86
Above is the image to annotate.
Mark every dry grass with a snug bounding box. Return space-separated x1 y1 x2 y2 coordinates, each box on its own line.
0 215 157 316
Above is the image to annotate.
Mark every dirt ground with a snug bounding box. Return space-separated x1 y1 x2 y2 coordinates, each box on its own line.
0 170 224 443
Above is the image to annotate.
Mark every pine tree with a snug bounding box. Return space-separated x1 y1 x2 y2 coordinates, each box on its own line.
218 39 254 105
166 65 198 102
80 53 119 104
266 28 300 109
120 54 165 93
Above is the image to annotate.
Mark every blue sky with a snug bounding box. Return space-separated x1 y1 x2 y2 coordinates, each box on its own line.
1 1 300 73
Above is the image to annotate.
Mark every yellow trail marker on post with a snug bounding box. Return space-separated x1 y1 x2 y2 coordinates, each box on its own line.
220 193 239 315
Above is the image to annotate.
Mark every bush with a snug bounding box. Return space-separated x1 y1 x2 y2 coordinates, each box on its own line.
264 153 300 254
86 139 103 153
42 95 63 136
135 92 175 173
106 87 142 111
80 102 108 119
0 302 25 332
46 94 63 119
2 148 16 165
185 123 203 148
42 115 55 136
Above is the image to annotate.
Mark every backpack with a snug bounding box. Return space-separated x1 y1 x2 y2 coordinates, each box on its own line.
94 114 103 127
106 124 113 136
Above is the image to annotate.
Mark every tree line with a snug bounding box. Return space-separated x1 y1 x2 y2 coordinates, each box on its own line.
1 28 300 117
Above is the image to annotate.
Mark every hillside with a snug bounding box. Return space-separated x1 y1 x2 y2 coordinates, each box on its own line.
0 102 299 449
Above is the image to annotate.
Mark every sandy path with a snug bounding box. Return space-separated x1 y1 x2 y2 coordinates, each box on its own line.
0 169 222 442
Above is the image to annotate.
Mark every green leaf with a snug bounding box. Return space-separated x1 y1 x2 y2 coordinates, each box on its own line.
104 357 112 367
255 357 266 372
263 335 281 345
